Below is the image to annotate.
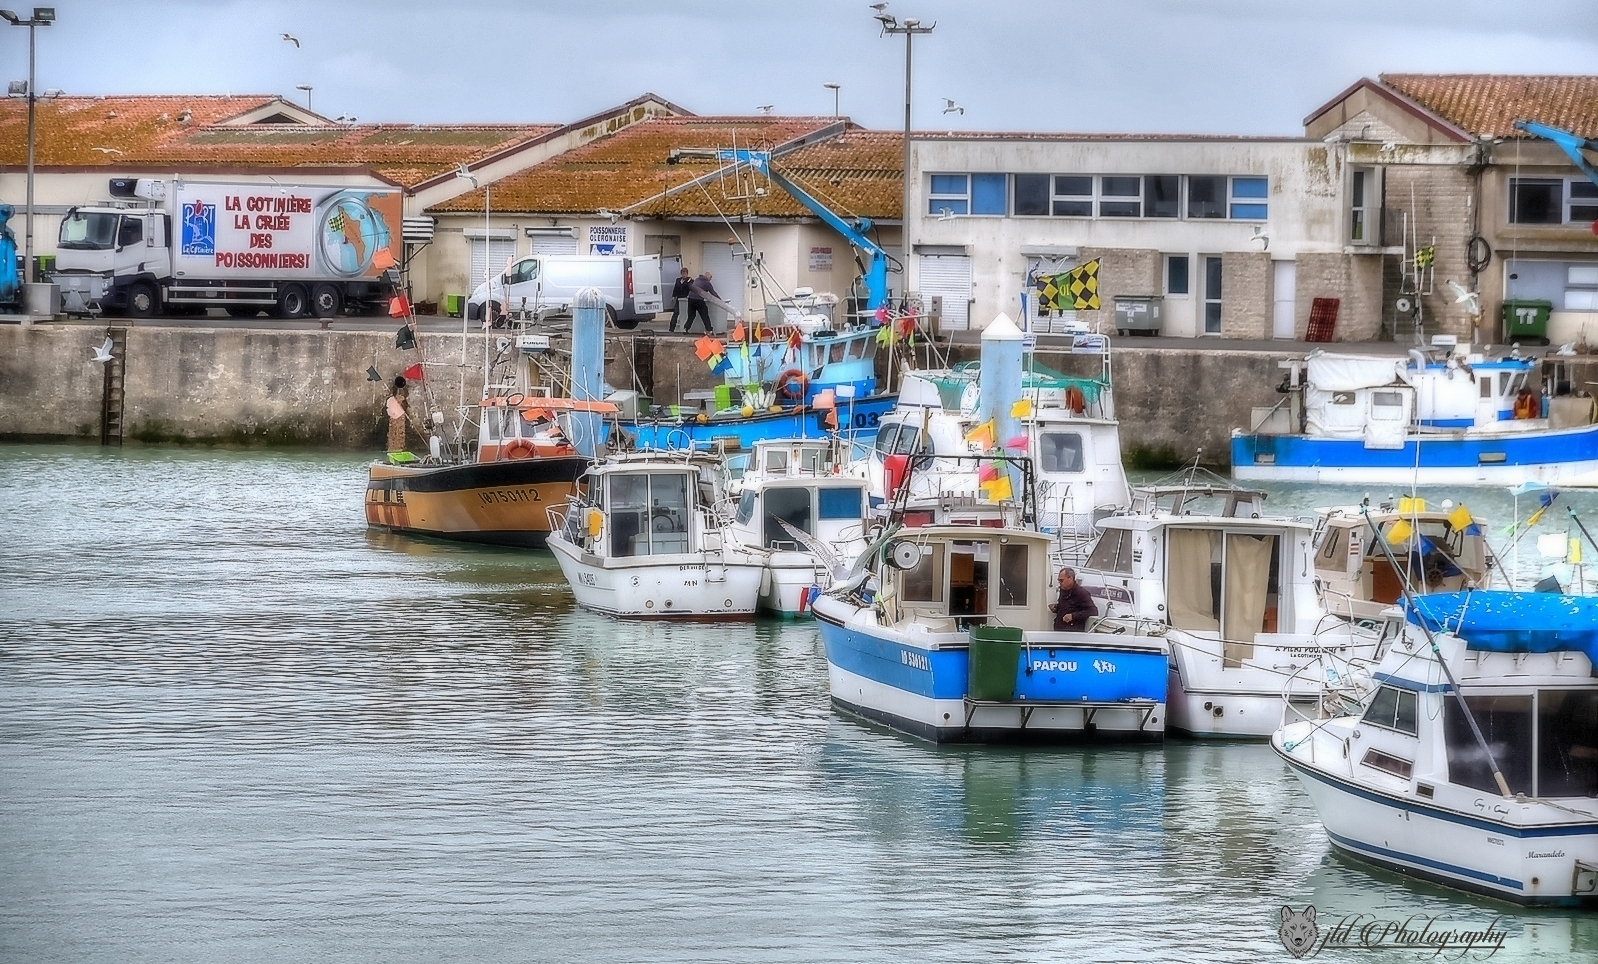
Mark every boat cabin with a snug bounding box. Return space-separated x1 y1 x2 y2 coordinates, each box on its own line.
567 460 709 559
477 396 616 462
1312 504 1490 621
879 527 1056 633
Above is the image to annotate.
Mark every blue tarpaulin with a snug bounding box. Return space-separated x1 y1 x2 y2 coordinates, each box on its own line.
1405 590 1598 665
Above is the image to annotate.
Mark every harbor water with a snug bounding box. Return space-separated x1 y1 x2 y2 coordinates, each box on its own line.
1 444 1594 963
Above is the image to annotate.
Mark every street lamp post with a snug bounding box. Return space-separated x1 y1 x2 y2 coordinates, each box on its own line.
295 84 313 112
874 8 934 305
823 82 841 119
2 7 55 288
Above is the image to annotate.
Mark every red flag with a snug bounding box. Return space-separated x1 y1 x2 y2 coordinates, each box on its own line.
401 363 424 381
786 329 803 350
388 294 411 318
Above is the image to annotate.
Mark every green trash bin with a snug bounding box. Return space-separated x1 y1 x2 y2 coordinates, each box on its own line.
443 293 465 318
1503 299 1553 345
967 625 1024 702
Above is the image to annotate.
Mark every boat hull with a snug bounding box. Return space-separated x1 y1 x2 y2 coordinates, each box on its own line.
547 534 764 620
758 553 826 619
1232 423 1598 485
814 602 1167 743
1275 742 1598 907
365 456 586 548
622 394 896 451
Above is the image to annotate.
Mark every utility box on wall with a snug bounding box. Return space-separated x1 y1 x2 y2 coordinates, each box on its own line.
1113 295 1163 336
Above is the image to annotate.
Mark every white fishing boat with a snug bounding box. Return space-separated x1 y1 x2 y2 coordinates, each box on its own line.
547 454 764 620
1077 483 1379 738
1233 340 1598 485
1312 499 1494 623
719 439 873 619
1274 590 1598 906
812 525 1170 743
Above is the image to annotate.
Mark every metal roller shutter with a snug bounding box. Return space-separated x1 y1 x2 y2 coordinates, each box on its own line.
467 237 517 289
918 254 972 331
528 234 577 256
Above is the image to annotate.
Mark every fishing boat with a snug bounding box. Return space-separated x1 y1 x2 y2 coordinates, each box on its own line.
811 524 1170 743
546 454 764 620
1312 498 1494 623
1233 340 1598 485
1076 481 1379 738
719 438 874 618
366 394 615 547
1274 590 1598 906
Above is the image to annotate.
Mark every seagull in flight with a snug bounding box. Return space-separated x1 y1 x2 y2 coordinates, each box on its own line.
942 98 964 115
90 336 114 364
281 33 300 48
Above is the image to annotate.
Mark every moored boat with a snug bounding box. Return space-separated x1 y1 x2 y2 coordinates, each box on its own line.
1311 498 1493 623
1274 590 1598 906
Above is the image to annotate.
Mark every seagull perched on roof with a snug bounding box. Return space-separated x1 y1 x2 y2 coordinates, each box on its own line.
757 104 774 114
869 3 889 12
91 146 122 154
942 98 964 115
281 33 300 48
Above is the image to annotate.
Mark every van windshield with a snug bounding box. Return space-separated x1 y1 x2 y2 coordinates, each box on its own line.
505 259 538 285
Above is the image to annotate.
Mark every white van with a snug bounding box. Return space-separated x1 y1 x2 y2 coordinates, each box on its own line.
467 254 662 328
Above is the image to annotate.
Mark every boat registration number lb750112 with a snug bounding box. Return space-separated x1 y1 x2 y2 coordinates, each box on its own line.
477 487 542 506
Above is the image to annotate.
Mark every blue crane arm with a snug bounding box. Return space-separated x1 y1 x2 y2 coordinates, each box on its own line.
718 149 890 312
1513 120 1598 189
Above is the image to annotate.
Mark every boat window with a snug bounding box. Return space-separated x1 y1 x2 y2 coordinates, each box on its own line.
873 424 902 456
901 543 944 602
892 428 931 456
765 449 789 473
829 341 847 364
1361 684 1418 736
1371 391 1404 420
483 409 501 442
998 542 1028 607
1537 689 1598 797
1316 525 1345 567
818 486 864 520
520 410 558 437
763 486 812 548
1445 695 1533 796
1039 432 1084 473
949 540 989 624
1359 748 1414 780
609 472 690 557
736 490 756 525
1085 527 1129 573
800 447 824 474
1479 374 1493 399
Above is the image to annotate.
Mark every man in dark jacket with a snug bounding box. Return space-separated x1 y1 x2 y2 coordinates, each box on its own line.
667 268 693 332
685 271 719 333
1051 567 1097 631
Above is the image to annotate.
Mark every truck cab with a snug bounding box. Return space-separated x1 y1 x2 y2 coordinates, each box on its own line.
54 205 170 315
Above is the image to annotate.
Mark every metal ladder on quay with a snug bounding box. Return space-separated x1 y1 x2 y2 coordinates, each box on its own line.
100 327 127 446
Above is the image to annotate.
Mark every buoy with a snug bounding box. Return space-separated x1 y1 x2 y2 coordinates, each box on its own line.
775 368 809 400
502 438 535 460
741 405 755 417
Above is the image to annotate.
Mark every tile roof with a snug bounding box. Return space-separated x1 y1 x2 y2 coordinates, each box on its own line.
435 117 902 220
0 95 557 188
1380 74 1598 139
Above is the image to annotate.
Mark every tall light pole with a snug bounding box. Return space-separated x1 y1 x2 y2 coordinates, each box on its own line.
2 7 55 287
295 84 313 112
823 82 840 119
875 8 934 304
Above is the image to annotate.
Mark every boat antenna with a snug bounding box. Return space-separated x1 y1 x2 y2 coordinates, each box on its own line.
1359 506 1514 798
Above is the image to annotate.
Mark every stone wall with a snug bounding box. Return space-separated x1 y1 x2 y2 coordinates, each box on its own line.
1295 252 1386 341
1219 252 1272 338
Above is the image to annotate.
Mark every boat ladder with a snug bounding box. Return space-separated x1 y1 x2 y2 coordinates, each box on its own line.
962 697 1159 732
100 327 128 447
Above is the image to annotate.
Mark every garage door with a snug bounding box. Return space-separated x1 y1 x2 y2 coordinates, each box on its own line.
528 234 577 256
468 237 517 289
918 254 972 331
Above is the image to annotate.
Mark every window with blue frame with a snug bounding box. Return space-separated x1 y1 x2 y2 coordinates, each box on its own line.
928 173 1006 216
1230 177 1269 220
818 486 865 520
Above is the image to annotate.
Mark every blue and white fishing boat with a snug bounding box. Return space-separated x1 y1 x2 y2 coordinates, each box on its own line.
811 525 1170 743
1274 590 1598 906
1233 342 1598 485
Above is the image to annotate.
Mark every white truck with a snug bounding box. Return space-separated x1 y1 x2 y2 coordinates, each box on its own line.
466 254 662 329
52 177 403 319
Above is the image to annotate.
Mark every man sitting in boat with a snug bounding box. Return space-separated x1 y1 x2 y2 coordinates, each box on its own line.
1051 567 1097 631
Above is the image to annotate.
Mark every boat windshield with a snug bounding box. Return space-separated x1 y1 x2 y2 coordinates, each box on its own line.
58 211 118 250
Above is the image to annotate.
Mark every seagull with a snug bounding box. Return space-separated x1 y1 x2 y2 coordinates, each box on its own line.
942 98 964 115
757 104 774 114
90 336 114 364
1446 279 1482 317
1557 342 1578 356
869 2 888 12
281 33 300 48
90 146 122 154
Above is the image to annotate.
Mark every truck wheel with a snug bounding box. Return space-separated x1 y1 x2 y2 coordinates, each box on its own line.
127 282 161 318
277 284 309 319
311 284 342 319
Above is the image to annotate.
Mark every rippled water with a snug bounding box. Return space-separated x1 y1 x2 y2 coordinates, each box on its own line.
1 445 1593 963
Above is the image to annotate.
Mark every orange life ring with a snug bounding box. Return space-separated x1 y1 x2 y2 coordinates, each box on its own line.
1064 385 1087 415
775 368 809 400
502 438 536 460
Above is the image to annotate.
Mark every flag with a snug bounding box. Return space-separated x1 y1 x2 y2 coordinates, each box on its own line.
401 363 424 381
876 325 893 347
1397 496 1426 514
1384 519 1414 545
370 246 397 271
965 419 996 451
694 336 719 361
711 355 733 375
1005 434 1029 450
787 329 803 350
1011 398 1033 419
981 474 1013 502
1573 538 1584 564
388 294 411 318
1062 259 1101 311
977 462 999 483
1528 505 1550 527
1446 504 1474 532
731 321 746 342
874 306 890 325
812 389 836 410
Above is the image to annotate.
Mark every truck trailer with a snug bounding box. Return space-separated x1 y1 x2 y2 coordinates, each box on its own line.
52 177 403 319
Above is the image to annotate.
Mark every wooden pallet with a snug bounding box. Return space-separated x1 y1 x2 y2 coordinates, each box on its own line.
1305 297 1340 342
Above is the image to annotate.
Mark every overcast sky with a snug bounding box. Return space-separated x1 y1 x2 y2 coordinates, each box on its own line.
7 0 1596 134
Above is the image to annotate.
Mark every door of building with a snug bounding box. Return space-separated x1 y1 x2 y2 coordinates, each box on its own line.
919 254 973 331
1273 260 1296 339
700 242 745 332
527 234 577 256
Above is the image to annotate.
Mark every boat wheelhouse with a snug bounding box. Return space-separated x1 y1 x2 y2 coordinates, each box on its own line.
1312 501 1493 623
1274 590 1598 906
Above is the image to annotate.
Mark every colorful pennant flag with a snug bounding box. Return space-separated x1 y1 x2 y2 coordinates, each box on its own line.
694 336 719 361
1005 434 1029 451
787 329 803 350
1384 519 1414 545
965 419 996 451
388 294 411 318
1573 538 1584 565
977 462 1000 483
1446 503 1474 532
1063 259 1101 311
980 473 1013 503
401 362 424 381
812 389 836 411
1010 398 1033 419
1397 496 1427 514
